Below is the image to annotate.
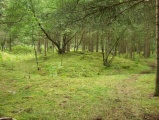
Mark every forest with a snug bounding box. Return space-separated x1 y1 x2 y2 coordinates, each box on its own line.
0 0 159 120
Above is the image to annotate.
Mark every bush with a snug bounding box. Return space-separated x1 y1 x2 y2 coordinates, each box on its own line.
12 45 33 54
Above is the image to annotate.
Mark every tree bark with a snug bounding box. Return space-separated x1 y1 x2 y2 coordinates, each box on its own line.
1 37 6 52
96 32 99 52
76 34 79 52
89 37 94 52
37 40 41 54
67 41 71 52
74 33 77 52
52 41 54 53
154 0 159 96
82 32 86 51
144 27 150 58
44 38 47 56
9 36 12 51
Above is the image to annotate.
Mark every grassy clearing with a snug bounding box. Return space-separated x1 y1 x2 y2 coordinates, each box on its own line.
0 50 158 120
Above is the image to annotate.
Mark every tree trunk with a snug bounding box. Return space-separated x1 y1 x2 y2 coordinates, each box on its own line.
76 34 79 52
129 43 134 59
67 41 71 52
106 32 110 55
1 44 4 52
74 33 77 52
32 27 40 70
46 39 48 52
9 36 12 51
58 47 65 54
37 40 41 54
144 28 150 58
96 32 99 52
52 41 54 53
89 38 94 52
119 39 127 54
137 39 142 57
44 39 47 56
1 40 5 52
154 0 159 96
82 33 86 51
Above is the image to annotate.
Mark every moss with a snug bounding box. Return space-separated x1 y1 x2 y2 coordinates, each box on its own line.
0 51 158 120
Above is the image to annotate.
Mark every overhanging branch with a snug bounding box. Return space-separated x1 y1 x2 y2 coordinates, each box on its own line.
70 0 146 25
29 0 59 47
0 15 25 25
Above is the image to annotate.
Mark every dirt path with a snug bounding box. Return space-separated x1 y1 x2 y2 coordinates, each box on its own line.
113 74 143 119
114 73 159 120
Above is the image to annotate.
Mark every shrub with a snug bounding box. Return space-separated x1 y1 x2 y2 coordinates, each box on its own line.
12 45 33 54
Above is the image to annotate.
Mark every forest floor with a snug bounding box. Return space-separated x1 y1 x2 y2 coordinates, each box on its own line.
0 49 159 120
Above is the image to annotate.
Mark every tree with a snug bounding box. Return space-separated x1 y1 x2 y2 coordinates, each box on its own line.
28 0 78 54
154 0 159 96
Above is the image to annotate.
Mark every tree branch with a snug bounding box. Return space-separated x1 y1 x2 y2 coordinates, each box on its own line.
70 0 145 25
107 0 144 26
0 15 25 24
29 0 59 48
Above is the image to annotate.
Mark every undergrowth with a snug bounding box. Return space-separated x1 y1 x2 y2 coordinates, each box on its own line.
0 50 158 120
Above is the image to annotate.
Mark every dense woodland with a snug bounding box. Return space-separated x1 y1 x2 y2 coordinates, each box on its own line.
0 0 155 58
0 0 159 120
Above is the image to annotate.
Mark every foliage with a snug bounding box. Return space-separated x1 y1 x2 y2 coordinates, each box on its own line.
12 45 33 54
45 62 63 77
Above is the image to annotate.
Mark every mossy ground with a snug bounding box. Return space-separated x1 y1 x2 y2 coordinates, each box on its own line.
0 49 158 120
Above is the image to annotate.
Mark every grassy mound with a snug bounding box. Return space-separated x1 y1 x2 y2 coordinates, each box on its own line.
0 51 158 120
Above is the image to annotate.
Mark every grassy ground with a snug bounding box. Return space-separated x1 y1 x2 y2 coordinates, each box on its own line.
0 49 159 120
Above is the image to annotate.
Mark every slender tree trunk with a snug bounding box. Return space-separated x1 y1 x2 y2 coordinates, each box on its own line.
119 39 127 54
90 38 94 52
37 40 41 54
137 40 142 57
74 33 77 52
96 32 99 52
1 40 5 52
9 36 12 51
76 34 79 52
1 45 4 52
101 34 105 65
129 43 133 59
129 37 135 59
52 41 54 53
44 39 47 56
123 40 127 54
1 44 4 52
32 27 39 70
144 28 150 58
154 0 159 96
67 41 70 52
33 41 39 70
106 32 110 55
46 39 48 52
82 33 86 51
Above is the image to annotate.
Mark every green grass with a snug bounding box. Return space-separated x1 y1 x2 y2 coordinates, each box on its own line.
0 50 158 120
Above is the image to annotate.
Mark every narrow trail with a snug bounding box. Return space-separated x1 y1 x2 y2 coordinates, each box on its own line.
112 74 143 120
116 74 141 97
113 72 159 120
